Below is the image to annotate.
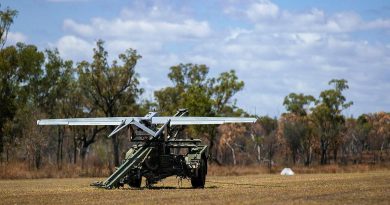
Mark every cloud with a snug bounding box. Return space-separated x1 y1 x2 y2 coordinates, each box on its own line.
51 0 390 116
120 4 190 22
364 18 390 29
47 0 89 2
56 35 93 61
63 19 95 37
188 1 390 114
105 40 162 56
55 3 213 97
246 0 280 21
63 14 211 41
240 1 390 34
6 32 28 44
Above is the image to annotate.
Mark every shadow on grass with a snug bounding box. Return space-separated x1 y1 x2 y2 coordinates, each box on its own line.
121 185 219 190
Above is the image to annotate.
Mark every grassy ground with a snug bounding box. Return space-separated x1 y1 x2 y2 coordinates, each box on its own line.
0 171 389 205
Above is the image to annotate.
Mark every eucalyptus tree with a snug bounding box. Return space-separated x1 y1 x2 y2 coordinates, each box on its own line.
311 79 353 164
282 93 316 165
154 64 245 162
257 116 278 172
39 49 75 168
283 93 315 116
155 64 212 116
0 5 17 48
0 43 44 162
77 40 143 166
355 115 372 163
217 124 246 165
366 112 390 163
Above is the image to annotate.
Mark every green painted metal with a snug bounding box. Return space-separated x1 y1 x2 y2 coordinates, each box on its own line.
102 147 153 189
39 109 255 189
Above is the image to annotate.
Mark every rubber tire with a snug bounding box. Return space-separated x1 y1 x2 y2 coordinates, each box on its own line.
128 175 142 188
191 157 207 188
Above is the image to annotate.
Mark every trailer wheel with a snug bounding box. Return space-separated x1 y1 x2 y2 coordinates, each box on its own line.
191 157 207 188
128 174 142 188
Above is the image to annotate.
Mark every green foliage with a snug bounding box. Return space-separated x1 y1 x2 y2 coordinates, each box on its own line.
39 49 75 117
318 79 353 114
311 79 353 164
282 92 316 165
77 40 143 117
355 114 372 138
355 114 372 153
154 64 245 161
282 116 313 165
76 40 143 166
0 5 18 48
312 79 353 128
213 70 244 115
155 63 213 116
0 43 44 154
283 120 303 162
257 116 277 136
257 116 278 171
155 63 244 117
283 93 315 116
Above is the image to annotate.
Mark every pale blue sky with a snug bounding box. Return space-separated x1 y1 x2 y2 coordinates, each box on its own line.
3 0 390 117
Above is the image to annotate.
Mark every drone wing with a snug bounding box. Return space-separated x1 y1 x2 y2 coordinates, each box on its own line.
37 117 132 126
152 117 256 125
37 116 256 126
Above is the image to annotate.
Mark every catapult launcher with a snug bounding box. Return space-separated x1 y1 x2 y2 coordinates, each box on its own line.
37 109 256 189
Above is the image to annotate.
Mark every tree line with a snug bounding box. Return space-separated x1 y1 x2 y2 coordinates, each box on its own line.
0 6 389 172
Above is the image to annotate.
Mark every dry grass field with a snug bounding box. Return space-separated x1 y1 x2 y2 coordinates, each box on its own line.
0 171 389 205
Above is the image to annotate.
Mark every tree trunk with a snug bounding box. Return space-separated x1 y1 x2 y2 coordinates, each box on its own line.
320 139 328 165
6 146 9 163
225 142 236 166
257 144 261 164
292 149 297 165
73 130 77 164
268 144 273 173
208 128 217 163
304 146 312 166
35 148 42 169
78 126 105 168
320 149 326 165
80 129 89 169
0 128 3 163
341 145 348 165
380 141 385 162
112 134 120 167
56 127 63 169
359 141 364 163
80 144 88 169
209 138 215 161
